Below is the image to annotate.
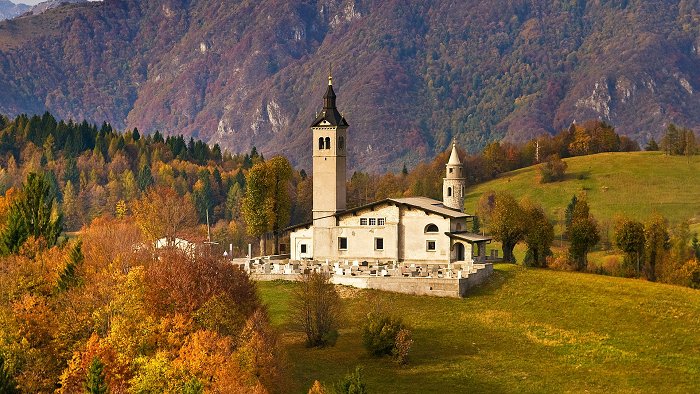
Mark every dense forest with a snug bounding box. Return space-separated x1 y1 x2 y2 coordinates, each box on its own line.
1 0 699 171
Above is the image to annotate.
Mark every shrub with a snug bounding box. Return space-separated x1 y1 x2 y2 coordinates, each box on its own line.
291 271 341 348
392 328 414 365
334 367 367 394
361 312 404 357
547 254 575 271
539 155 567 183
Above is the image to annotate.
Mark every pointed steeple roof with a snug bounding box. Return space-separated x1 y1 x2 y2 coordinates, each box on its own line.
311 68 348 127
448 140 462 165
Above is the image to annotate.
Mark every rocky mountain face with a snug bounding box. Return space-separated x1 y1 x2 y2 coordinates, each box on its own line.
27 0 91 16
0 0 699 172
0 0 29 20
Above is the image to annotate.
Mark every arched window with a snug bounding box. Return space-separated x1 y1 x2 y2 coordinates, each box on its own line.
318 137 325 150
425 224 439 233
338 136 344 150
447 187 452 197
325 137 331 149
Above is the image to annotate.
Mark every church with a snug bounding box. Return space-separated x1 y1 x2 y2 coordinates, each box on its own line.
287 74 491 266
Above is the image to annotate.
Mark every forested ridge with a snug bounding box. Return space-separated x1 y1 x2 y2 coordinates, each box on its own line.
1 0 699 171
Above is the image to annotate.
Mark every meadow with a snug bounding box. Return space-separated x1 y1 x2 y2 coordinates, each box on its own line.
259 265 700 393
464 151 700 227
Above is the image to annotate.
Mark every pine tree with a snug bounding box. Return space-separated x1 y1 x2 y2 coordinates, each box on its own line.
0 355 20 394
0 172 63 255
57 240 83 292
84 357 109 394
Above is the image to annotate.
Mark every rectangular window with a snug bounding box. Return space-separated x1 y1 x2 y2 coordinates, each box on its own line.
377 218 386 226
339 237 348 250
300 244 307 254
426 240 436 251
360 218 368 226
375 238 384 250
369 218 377 226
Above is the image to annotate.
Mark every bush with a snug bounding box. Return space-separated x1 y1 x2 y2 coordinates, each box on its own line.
334 367 367 394
547 254 575 271
361 312 407 358
539 155 567 183
392 328 413 365
291 271 341 348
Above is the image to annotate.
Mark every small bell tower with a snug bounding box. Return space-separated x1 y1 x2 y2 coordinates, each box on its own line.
443 140 466 211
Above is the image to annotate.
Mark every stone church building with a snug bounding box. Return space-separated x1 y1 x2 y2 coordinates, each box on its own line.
288 74 491 266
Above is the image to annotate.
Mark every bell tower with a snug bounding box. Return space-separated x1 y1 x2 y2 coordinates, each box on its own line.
311 70 348 227
443 140 466 212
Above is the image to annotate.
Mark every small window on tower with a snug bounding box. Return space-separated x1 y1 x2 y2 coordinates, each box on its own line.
339 136 345 150
449 168 453 173
369 218 377 226
318 137 324 150
360 218 368 225
325 137 331 149
447 187 452 197
300 244 307 254
338 237 348 250
377 218 385 226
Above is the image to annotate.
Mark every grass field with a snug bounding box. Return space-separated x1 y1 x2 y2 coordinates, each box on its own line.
259 266 700 393
464 151 700 226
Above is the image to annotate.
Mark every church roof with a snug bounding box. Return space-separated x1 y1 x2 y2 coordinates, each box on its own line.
311 75 348 127
283 196 470 233
447 141 462 165
388 197 469 218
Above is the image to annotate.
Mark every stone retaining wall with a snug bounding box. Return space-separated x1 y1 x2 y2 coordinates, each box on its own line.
251 263 493 298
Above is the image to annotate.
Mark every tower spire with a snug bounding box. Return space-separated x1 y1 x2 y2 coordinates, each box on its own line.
328 63 333 86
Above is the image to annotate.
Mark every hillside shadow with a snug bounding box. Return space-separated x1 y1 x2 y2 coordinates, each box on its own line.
566 170 591 181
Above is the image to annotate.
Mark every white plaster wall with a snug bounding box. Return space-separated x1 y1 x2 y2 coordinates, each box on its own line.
290 227 313 260
398 208 451 264
331 204 401 262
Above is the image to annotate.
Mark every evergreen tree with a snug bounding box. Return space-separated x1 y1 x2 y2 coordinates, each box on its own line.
471 216 480 234
0 354 20 394
137 163 153 191
564 195 578 228
57 240 83 292
84 357 109 394
645 138 659 151
0 172 63 255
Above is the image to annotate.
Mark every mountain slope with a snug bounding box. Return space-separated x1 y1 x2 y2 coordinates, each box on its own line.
0 0 699 171
464 151 700 224
0 0 29 20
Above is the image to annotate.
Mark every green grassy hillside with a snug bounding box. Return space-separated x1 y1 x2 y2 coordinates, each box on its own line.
465 152 700 226
260 266 700 393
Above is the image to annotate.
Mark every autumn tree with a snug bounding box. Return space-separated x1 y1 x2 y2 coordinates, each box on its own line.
567 198 599 270
0 172 63 255
644 214 670 282
291 271 342 348
242 157 293 255
487 192 526 263
614 218 646 277
539 155 567 183
522 200 554 267
132 186 198 245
